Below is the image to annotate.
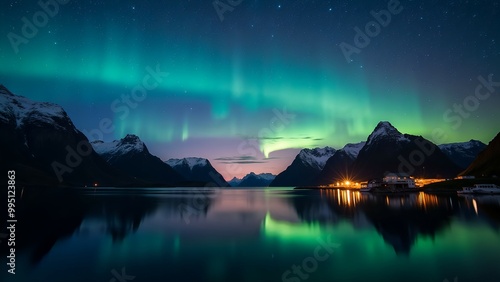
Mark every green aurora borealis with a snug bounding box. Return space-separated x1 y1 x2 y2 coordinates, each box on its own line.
1 1 499 178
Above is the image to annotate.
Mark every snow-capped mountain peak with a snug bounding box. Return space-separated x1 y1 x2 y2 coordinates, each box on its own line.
298 146 336 170
165 157 208 170
341 141 366 159
243 172 276 181
164 157 229 186
229 172 276 187
0 85 75 131
91 134 146 158
366 121 409 146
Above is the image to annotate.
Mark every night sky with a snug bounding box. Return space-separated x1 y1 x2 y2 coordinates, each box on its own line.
1 0 499 179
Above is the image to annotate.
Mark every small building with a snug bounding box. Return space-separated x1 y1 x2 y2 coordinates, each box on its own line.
383 173 416 188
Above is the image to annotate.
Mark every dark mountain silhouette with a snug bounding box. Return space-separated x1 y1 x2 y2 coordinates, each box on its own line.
91 135 185 186
438 140 487 169
165 157 229 187
270 147 336 187
0 85 136 186
460 132 500 177
316 142 365 185
229 172 276 187
350 121 461 180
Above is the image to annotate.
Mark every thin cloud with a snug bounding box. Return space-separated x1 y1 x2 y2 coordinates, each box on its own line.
214 155 274 164
214 156 257 161
219 161 268 164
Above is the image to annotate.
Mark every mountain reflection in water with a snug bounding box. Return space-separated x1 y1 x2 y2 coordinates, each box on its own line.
1 187 500 282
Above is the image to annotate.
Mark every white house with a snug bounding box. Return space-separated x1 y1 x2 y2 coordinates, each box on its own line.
383 173 416 188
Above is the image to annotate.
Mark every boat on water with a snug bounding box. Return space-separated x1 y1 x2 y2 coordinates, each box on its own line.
457 184 500 195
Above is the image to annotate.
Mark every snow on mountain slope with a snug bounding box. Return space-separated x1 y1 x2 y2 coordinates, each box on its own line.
438 140 487 169
165 157 228 187
0 84 76 131
0 85 141 186
366 121 409 146
438 140 485 152
165 157 208 170
250 172 276 181
298 147 336 170
239 172 276 182
231 172 276 187
341 142 366 159
91 134 146 159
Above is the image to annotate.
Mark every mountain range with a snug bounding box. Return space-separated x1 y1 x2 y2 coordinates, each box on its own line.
438 140 486 169
91 135 185 186
1 85 497 187
0 85 136 186
0 85 227 187
274 121 490 186
269 147 336 187
316 142 365 185
350 121 462 181
165 157 229 187
229 172 276 187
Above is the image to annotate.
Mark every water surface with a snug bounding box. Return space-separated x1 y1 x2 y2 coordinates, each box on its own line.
2 187 500 282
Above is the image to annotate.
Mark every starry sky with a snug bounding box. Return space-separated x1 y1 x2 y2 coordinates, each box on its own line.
1 0 499 179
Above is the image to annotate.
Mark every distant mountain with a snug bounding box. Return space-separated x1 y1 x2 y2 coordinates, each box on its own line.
91 135 185 186
438 140 487 169
229 172 276 187
0 85 135 186
460 132 500 177
316 142 365 185
165 157 229 187
228 177 242 187
269 147 336 187
350 121 461 180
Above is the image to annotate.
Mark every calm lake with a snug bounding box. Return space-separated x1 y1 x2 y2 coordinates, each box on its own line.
2 187 500 282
